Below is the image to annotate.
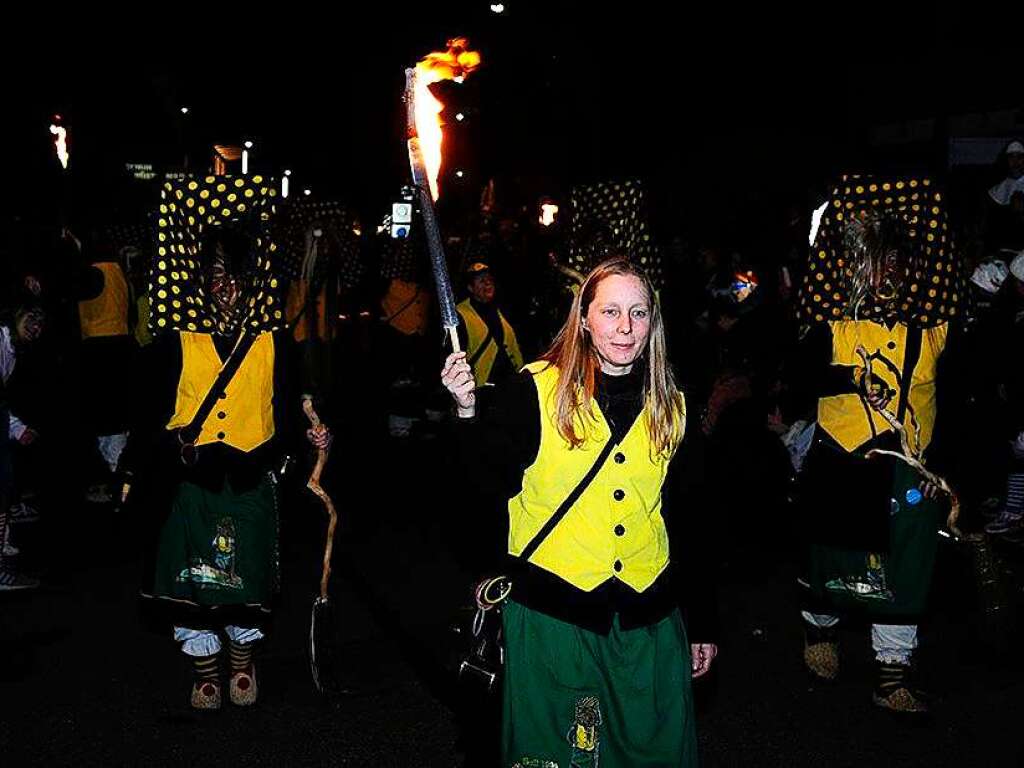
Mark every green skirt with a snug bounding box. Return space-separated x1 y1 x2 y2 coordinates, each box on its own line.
806 460 945 618
502 600 697 768
150 477 279 610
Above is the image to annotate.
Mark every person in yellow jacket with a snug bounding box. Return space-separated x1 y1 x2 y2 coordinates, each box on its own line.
456 262 523 387
77 243 135 499
443 257 717 767
121 223 330 711
795 175 966 715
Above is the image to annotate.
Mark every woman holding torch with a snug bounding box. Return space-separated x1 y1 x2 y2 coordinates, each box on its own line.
442 257 717 767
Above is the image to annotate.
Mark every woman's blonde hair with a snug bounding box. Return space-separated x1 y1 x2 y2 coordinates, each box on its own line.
538 257 683 456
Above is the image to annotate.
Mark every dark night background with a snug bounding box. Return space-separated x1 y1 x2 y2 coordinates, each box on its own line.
2 2 1019 239
3 5 1024 766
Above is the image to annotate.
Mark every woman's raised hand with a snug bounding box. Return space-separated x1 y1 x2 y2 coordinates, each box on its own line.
442 351 476 417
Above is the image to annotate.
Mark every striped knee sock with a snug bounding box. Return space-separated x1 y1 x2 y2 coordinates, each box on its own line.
229 641 255 673
1006 473 1024 517
191 654 220 684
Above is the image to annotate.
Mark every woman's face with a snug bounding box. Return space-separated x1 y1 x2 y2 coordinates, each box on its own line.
583 273 652 375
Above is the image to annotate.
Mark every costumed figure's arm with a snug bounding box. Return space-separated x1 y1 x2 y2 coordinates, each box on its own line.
925 325 969 487
117 335 183 503
662 426 719 677
791 324 867 410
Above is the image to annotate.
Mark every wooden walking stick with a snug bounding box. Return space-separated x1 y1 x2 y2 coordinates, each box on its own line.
303 396 339 693
856 345 962 536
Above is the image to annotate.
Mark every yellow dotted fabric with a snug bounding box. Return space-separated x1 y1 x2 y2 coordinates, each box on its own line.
799 173 964 328
150 175 284 334
277 199 362 289
568 179 662 287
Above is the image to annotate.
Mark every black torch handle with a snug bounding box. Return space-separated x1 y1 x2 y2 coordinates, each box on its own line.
416 186 459 326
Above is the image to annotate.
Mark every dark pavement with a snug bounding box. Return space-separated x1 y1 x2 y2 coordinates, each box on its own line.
2 425 1023 767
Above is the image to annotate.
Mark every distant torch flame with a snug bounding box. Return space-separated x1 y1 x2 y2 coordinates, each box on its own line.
411 38 480 201
50 122 69 169
539 203 559 227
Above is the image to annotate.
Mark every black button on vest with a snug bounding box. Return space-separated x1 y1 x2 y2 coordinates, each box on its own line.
613 489 625 501
217 432 226 440
614 524 625 536
614 452 625 464
217 411 226 420
613 560 623 572
887 341 897 350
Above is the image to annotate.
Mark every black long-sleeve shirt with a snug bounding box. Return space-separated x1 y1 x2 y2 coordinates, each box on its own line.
451 366 719 642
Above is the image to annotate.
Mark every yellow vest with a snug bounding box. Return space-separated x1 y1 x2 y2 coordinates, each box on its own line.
508 362 683 593
166 332 276 452
382 279 429 336
135 295 153 347
286 279 332 343
818 319 948 453
457 298 524 387
79 262 129 339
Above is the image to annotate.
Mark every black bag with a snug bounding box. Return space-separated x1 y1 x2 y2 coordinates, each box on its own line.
448 576 511 695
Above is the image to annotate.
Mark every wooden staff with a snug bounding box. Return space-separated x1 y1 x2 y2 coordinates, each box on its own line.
304 396 338 694
856 345 961 535
303 397 336 599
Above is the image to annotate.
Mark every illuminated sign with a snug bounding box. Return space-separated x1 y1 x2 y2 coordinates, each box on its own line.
125 162 157 181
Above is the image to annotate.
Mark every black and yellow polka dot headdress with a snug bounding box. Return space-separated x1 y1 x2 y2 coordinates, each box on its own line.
150 174 284 334
799 174 965 328
278 199 362 289
568 179 662 288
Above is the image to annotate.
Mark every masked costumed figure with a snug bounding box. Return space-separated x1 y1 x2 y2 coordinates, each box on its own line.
280 200 363 400
121 175 330 710
77 233 134 498
795 174 965 713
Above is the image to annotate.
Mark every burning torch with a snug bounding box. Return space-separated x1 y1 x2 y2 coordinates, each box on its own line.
403 38 481 353
50 115 69 170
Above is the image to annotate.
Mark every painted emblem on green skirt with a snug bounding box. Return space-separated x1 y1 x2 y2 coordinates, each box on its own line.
567 695 601 766
175 517 244 589
826 551 893 601
213 518 236 572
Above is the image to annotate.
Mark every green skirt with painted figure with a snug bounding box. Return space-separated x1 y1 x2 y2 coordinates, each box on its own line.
502 599 697 768
806 460 946 618
150 477 279 609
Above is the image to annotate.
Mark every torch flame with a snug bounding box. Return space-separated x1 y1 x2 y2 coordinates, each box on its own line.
50 123 69 170
539 203 559 227
412 38 480 201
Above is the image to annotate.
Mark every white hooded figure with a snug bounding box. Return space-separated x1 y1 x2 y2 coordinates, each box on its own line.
989 140 1024 207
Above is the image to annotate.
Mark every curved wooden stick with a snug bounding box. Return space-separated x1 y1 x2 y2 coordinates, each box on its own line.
303 397 337 600
856 345 962 536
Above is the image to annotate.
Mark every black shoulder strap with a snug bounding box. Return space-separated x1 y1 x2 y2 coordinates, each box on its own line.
519 436 617 562
896 325 923 424
179 331 258 444
468 327 496 368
